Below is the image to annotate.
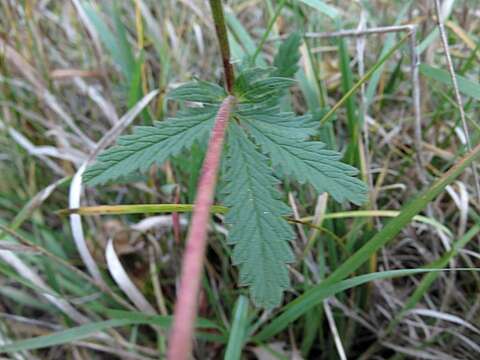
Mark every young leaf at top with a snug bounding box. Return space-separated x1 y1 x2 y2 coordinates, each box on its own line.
273 32 302 78
235 76 296 103
167 80 227 104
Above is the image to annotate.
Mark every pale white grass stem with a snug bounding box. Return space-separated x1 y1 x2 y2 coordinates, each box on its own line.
434 0 480 201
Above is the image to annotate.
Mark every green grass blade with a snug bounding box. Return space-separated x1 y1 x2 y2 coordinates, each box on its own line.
224 296 250 360
251 0 287 64
302 210 452 238
81 2 135 84
255 141 480 340
324 146 480 287
319 34 409 126
104 309 224 331
225 11 266 66
0 312 224 353
127 53 145 107
59 203 228 216
111 4 136 84
385 222 480 333
416 0 455 55
0 319 136 353
337 34 359 166
81 4 122 74
298 0 340 19
420 64 480 100
63 206 451 238
364 0 412 104
254 268 480 342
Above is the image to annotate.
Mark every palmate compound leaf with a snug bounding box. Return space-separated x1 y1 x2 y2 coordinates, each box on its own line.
237 108 368 205
84 105 218 185
224 123 295 308
85 64 368 309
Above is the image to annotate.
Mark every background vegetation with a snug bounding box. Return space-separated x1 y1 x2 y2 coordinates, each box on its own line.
1 0 480 359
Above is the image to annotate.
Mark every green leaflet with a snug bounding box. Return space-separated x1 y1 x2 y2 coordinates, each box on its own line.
235 108 316 139
224 124 294 308
240 112 367 205
273 32 302 78
233 67 274 93
84 105 217 185
167 80 227 103
237 77 296 103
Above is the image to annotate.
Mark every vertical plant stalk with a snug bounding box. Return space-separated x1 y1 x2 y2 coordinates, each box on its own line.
251 0 287 63
209 0 235 93
167 95 234 360
319 34 410 126
434 0 480 201
409 26 426 185
168 2 235 358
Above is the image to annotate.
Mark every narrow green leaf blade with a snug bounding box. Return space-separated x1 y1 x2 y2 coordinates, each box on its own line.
0 319 135 353
298 0 340 19
224 296 250 360
81 2 134 83
225 11 267 66
255 142 480 340
420 64 480 100
254 268 480 342
0 312 223 353
386 223 480 333
365 1 412 104
111 4 136 84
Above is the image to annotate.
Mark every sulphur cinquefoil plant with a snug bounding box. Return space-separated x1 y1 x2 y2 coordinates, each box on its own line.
85 33 367 308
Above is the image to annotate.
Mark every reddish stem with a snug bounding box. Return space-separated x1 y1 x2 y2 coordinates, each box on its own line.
167 96 234 360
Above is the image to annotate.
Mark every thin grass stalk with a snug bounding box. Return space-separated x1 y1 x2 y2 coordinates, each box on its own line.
434 0 480 201
251 0 287 64
167 96 234 360
319 34 410 126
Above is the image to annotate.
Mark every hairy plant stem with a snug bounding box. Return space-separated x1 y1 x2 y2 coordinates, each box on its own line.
167 96 235 360
167 3 235 357
209 0 235 93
